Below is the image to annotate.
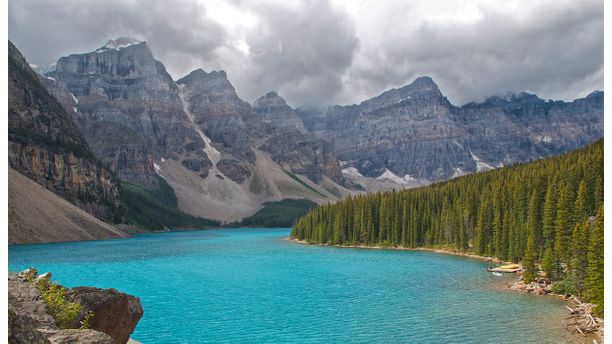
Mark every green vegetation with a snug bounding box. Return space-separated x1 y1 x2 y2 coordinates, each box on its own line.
291 140 603 315
120 176 220 230
79 311 94 329
241 199 317 227
35 278 82 329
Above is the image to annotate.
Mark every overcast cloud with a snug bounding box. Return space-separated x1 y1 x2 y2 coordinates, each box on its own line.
9 0 603 107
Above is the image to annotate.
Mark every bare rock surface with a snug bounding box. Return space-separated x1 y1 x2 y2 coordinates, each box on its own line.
66 287 143 344
8 271 142 344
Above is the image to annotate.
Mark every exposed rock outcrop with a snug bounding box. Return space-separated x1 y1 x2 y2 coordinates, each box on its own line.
66 287 143 344
48 39 208 190
48 329 113 344
250 92 343 184
8 270 142 344
8 41 123 221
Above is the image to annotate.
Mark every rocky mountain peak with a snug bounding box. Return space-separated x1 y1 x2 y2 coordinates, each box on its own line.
177 69 235 94
253 91 287 107
53 38 159 79
411 75 437 89
97 37 143 51
359 76 445 111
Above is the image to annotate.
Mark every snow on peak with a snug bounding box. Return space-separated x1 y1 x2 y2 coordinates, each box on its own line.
376 169 417 184
97 37 142 51
342 167 364 178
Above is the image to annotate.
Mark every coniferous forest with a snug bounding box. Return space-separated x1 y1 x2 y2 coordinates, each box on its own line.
291 140 604 315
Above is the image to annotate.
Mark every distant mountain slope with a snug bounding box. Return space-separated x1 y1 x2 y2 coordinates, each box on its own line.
8 168 128 244
297 77 603 183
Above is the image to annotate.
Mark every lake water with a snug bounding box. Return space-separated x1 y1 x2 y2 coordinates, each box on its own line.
9 228 575 343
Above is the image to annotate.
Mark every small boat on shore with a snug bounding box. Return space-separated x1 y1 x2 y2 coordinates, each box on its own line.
486 264 522 273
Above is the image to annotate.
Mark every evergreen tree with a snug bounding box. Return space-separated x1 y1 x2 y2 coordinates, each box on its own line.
522 232 538 283
584 206 604 316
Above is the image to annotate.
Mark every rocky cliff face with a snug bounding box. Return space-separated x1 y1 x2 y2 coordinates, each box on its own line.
298 76 604 183
250 91 343 184
41 39 350 221
48 38 208 189
8 41 122 221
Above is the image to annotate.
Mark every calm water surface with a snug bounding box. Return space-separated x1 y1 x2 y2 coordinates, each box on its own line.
9 228 574 343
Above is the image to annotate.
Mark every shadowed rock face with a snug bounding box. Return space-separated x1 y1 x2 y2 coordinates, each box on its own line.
8 41 122 221
297 77 604 181
48 40 210 189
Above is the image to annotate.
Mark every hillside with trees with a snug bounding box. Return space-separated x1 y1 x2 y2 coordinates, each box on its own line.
291 140 603 315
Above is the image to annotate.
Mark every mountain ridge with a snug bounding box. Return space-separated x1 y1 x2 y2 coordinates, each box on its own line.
27 37 604 221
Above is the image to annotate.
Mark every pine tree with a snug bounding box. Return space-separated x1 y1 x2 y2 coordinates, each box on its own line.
584 206 604 316
554 185 573 270
541 247 555 280
542 182 557 249
522 232 538 283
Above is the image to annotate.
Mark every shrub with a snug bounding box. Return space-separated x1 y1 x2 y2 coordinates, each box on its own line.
80 311 95 329
36 280 82 329
550 278 576 295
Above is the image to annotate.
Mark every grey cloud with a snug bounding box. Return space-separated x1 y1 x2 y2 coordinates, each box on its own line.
234 0 359 107
9 0 226 75
8 0 603 108
346 0 603 105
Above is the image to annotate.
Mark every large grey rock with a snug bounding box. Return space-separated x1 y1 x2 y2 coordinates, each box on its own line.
48 329 114 344
8 273 58 334
8 306 52 344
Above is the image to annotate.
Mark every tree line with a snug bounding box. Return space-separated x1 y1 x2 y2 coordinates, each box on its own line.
291 140 603 315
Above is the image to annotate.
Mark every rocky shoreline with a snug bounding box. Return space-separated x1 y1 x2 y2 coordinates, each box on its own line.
8 268 143 344
289 238 604 343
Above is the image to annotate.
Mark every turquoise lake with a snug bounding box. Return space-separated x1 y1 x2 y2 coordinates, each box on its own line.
9 228 575 343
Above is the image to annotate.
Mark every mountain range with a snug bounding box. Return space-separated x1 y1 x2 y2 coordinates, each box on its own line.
8 37 604 232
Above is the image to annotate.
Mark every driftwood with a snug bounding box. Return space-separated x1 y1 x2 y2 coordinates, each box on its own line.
563 297 601 339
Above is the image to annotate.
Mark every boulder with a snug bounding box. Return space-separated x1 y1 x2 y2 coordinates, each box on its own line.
66 287 143 344
8 306 51 344
8 273 58 334
48 329 113 344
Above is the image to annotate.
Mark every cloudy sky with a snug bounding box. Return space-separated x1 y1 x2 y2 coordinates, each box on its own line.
9 0 603 108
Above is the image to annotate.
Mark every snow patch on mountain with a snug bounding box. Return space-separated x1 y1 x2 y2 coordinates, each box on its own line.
535 135 553 143
376 169 417 184
97 37 142 51
342 167 364 178
470 152 494 172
